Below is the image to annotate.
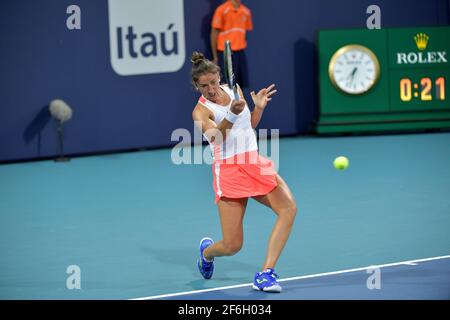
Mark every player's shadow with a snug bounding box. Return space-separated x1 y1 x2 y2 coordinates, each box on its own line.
141 246 259 289
141 246 193 269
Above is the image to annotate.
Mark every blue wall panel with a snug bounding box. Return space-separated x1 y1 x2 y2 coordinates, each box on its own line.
0 0 448 162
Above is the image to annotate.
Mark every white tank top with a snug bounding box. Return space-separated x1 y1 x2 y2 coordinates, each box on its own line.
198 85 258 160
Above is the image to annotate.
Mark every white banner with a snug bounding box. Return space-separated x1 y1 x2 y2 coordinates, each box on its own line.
108 0 186 75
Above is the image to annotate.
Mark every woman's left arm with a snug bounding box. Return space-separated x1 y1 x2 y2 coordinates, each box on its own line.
248 84 277 129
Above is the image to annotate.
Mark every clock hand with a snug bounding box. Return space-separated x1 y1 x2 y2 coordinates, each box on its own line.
346 67 357 86
346 67 357 80
350 67 358 85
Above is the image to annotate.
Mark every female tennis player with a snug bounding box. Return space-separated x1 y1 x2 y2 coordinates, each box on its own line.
191 52 297 292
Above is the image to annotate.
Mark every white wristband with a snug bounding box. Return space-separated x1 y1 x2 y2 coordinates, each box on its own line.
225 110 239 123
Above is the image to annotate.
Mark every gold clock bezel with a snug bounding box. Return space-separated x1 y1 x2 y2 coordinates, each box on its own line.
328 44 381 95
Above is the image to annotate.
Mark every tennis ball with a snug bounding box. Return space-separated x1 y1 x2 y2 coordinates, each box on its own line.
333 156 349 170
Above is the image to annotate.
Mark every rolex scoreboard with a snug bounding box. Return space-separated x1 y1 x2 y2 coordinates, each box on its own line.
317 26 450 134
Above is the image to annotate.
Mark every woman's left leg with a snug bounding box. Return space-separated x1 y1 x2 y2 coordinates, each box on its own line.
252 174 297 270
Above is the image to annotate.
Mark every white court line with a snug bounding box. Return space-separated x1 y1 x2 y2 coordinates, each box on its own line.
130 254 450 300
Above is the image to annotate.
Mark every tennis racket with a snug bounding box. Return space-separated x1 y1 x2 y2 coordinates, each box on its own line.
223 40 240 100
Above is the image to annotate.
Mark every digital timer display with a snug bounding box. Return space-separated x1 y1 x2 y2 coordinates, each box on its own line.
390 68 449 111
400 77 445 101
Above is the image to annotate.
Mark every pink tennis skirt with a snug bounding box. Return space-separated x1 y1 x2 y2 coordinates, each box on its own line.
212 151 278 204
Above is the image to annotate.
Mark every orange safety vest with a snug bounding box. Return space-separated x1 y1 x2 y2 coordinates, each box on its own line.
211 1 253 51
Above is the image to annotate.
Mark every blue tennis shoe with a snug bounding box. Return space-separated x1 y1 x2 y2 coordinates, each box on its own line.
198 237 214 279
252 268 282 293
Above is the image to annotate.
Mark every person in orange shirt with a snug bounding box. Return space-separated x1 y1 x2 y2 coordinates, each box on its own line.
210 0 253 88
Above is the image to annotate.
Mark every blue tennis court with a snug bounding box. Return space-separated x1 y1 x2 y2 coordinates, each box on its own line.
1 132 449 300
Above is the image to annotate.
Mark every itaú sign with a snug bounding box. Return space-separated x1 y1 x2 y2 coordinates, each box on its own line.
108 0 186 76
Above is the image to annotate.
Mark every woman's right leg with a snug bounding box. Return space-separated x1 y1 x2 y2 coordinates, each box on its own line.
203 197 248 260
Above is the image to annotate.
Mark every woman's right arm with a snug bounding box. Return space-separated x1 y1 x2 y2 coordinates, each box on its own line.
192 100 245 144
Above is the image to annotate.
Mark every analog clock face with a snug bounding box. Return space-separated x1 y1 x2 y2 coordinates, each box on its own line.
329 45 380 95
